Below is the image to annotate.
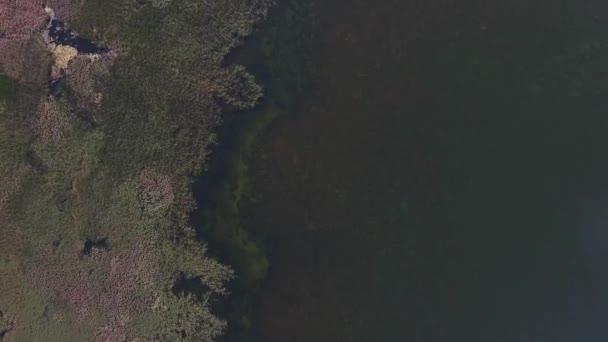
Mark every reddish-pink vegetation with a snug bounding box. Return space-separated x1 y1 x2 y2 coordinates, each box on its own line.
0 0 46 78
0 0 81 80
0 0 46 43
140 169 175 211
0 38 51 85
0 40 28 80
45 0 81 20
0 0 81 41
34 98 70 141
29 242 159 340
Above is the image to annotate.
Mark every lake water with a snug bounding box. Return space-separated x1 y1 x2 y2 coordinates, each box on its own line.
202 1 608 341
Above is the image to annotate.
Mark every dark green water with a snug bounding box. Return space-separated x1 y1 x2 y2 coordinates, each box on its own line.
199 1 608 341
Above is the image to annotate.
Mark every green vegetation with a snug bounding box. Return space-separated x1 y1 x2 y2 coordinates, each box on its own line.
0 0 270 340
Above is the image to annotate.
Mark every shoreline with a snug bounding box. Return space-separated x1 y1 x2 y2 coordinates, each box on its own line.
190 1 312 339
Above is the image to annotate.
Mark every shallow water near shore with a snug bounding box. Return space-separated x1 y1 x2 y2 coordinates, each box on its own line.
197 1 608 341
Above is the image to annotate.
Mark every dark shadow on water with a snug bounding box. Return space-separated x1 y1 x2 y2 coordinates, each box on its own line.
80 238 109 257
48 19 108 54
171 273 211 302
